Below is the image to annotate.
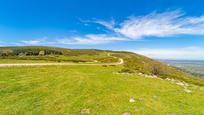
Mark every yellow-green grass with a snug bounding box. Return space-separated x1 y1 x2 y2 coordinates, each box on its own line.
0 59 56 64
0 65 204 114
0 54 118 64
1 46 203 86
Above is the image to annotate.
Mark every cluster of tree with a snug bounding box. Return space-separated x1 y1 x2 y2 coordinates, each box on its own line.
0 48 63 56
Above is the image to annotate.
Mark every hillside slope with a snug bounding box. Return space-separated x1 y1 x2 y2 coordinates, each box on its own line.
0 46 204 86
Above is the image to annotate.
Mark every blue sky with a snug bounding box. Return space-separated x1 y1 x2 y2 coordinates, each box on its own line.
0 0 204 60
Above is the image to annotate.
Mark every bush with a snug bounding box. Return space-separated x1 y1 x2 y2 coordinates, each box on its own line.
120 68 135 73
150 63 164 75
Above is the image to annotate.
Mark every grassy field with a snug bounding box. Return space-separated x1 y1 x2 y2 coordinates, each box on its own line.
0 46 204 114
0 54 118 64
0 59 56 64
0 65 204 114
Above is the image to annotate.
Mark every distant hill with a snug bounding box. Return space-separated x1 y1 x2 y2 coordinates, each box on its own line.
0 46 204 86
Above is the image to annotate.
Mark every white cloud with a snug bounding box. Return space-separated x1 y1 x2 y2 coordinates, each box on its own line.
94 19 115 30
20 37 47 45
5 10 204 47
57 34 126 45
132 47 204 60
0 41 5 46
96 10 204 39
55 10 204 45
21 40 43 45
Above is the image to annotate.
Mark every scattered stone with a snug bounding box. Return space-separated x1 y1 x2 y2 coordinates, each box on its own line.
193 85 199 89
93 60 98 62
176 82 185 86
138 98 144 101
129 98 136 103
81 108 90 114
165 78 171 81
138 73 143 75
152 75 158 78
184 89 192 94
184 83 190 87
123 112 131 115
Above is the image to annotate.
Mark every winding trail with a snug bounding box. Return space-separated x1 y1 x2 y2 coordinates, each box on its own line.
0 54 124 67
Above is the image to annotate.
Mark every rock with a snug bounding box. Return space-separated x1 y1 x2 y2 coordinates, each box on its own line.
138 73 143 75
129 98 135 103
184 89 192 93
166 78 171 81
176 82 185 86
123 112 131 115
81 108 90 114
152 75 158 78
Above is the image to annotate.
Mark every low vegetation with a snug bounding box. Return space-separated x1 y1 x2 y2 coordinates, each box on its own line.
113 52 204 86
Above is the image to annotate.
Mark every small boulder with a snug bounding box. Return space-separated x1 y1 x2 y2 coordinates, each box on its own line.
81 108 90 114
129 98 135 103
123 112 131 115
184 89 192 94
176 82 185 86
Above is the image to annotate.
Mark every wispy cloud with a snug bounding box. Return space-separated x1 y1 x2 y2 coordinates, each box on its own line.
96 10 204 39
57 34 125 45
64 10 204 45
21 40 43 45
20 37 47 45
132 47 204 60
94 19 116 30
5 10 204 46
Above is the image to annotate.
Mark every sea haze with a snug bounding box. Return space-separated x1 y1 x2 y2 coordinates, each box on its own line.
161 60 204 79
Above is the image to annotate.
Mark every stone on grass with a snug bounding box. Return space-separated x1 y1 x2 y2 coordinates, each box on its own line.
123 112 131 115
81 108 90 114
129 98 135 103
176 82 185 86
184 89 192 94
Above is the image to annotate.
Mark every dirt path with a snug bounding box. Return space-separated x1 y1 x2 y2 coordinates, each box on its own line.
0 55 124 67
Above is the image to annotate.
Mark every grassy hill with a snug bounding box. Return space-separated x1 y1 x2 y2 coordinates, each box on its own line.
0 46 204 114
0 46 203 86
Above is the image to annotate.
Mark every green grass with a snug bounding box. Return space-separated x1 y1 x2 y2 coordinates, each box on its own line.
0 46 204 114
0 46 203 86
0 65 204 114
0 53 118 63
0 59 56 64
113 52 204 86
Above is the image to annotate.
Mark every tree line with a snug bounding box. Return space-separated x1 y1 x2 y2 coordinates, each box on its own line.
0 48 63 56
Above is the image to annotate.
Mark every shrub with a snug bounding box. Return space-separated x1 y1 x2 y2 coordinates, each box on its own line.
120 68 134 73
150 63 164 75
